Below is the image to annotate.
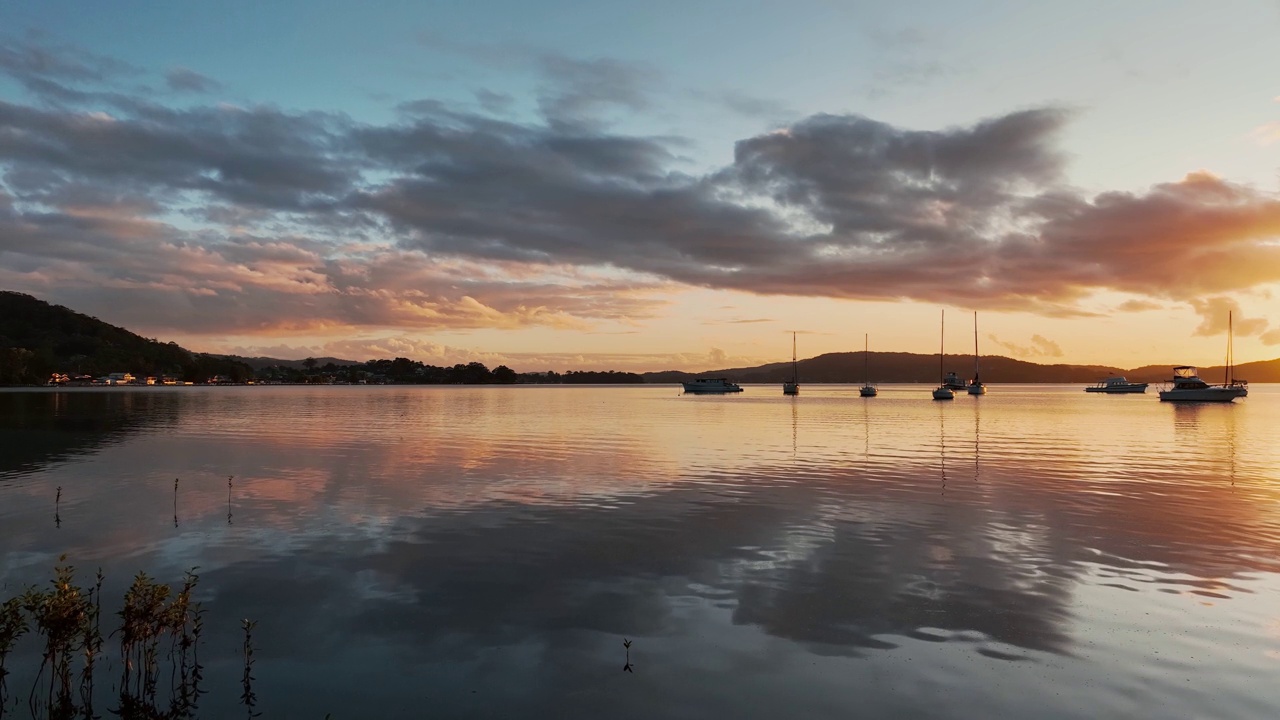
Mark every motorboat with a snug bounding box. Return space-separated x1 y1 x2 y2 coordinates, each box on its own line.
933 310 955 400
1157 367 1246 402
682 378 744 394
1084 377 1148 394
783 332 799 395
1158 311 1247 403
943 372 966 391
859 333 877 397
967 311 986 395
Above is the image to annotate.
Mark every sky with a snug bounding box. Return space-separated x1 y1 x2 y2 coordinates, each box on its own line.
1 1 1278 372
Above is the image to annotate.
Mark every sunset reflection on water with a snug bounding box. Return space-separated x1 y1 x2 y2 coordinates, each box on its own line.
1 384 1279 718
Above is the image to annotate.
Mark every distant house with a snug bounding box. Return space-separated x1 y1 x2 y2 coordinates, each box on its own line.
107 372 135 385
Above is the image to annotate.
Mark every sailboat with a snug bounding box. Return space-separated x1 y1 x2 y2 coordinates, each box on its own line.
967 311 986 395
1157 311 1248 402
932 310 955 400
783 331 799 395
859 333 877 397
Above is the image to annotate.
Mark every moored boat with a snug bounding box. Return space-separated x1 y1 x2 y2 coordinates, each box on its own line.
933 310 955 400
1084 377 1148 394
943 372 966 391
682 378 744 394
783 332 799 395
1157 367 1246 402
859 333 877 397
967 311 986 395
1157 311 1247 403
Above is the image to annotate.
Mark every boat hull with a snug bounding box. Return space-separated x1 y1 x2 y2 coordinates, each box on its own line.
782 382 799 395
932 388 954 400
1085 385 1147 394
966 384 986 395
682 380 743 394
859 385 877 397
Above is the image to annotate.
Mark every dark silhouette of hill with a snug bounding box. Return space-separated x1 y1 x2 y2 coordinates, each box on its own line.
644 351 1280 384
1124 359 1280 384
0 291 253 384
230 355 362 371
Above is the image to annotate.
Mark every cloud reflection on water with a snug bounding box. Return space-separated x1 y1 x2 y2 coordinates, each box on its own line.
2 386 1280 717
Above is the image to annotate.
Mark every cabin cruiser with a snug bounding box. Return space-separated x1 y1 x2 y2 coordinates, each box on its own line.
1157 367 1247 402
1084 377 1149 394
682 378 744 394
943 372 966 391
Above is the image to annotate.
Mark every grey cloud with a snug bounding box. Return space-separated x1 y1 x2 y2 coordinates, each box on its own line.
474 88 514 114
0 34 137 85
695 89 794 120
535 54 657 130
0 99 358 210
165 67 222 93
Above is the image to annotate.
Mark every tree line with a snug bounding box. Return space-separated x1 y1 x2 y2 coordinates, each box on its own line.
255 358 644 385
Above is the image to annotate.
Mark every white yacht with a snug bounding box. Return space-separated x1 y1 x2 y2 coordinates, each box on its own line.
1084 377 1148 394
1157 367 1246 402
1158 311 1247 403
682 378 744 394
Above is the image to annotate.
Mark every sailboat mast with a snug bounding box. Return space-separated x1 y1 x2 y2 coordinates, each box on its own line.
792 331 798 383
940 309 945 383
973 311 979 380
1227 311 1233 384
864 333 869 384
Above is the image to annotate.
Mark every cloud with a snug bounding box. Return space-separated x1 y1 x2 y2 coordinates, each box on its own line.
219 338 761 372
1188 297 1269 337
1249 121 1280 145
474 88 514 114
5 37 1280 348
165 67 222 93
712 318 775 325
534 54 658 130
695 89 794 120
1116 299 1163 312
987 333 1064 358
1262 329 1280 346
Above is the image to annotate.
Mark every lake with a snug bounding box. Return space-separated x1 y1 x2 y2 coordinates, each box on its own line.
2 384 1279 718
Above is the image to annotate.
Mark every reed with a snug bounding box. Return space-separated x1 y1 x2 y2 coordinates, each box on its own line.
0 596 29 716
20 557 92 717
0 561 212 719
240 618 259 718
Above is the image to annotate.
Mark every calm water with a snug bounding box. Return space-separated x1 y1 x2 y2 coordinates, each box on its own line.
2 384 1280 718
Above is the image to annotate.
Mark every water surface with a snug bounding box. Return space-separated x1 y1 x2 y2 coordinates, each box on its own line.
2 384 1279 718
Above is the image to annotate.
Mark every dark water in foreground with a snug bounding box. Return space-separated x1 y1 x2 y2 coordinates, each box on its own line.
2 384 1279 718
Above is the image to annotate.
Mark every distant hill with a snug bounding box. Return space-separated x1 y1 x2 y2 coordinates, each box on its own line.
0 291 253 384
228 356 362 371
643 351 1280 384
1124 359 1280 384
